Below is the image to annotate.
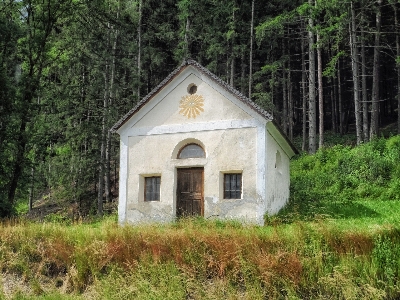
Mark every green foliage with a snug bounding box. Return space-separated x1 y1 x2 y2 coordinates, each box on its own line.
323 50 346 77
277 136 400 223
373 233 400 287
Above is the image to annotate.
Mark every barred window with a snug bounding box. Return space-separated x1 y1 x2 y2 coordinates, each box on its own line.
224 173 242 199
144 176 161 201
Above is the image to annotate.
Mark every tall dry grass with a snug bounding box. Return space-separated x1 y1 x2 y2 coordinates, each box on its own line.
0 217 399 299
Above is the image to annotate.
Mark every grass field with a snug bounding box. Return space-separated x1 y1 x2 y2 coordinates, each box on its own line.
1 202 399 299
1 136 400 299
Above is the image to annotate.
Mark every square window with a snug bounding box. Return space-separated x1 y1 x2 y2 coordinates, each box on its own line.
144 176 161 201
224 173 242 199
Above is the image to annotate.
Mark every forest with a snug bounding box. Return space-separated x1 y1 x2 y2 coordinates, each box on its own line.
1 0 400 217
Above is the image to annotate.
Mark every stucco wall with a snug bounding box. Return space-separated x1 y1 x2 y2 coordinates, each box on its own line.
125 127 264 224
265 130 291 215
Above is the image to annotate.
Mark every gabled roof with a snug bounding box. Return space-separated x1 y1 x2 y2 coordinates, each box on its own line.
110 59 298 155
110 59 273 133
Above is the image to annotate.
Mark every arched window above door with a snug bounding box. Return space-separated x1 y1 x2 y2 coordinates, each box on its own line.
178 143 205 159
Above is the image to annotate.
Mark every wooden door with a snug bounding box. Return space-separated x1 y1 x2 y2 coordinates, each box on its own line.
177 168 204 217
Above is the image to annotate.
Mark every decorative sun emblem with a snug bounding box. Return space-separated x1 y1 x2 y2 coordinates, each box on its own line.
179 94 204 119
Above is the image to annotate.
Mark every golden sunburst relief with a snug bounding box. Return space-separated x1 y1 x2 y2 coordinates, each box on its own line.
179 94 205 119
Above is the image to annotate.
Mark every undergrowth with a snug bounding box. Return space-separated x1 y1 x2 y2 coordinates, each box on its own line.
274 135 400 224
1 136 400 299
0 218 399 299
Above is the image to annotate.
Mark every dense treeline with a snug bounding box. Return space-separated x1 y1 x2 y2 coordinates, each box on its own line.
1 0 400 217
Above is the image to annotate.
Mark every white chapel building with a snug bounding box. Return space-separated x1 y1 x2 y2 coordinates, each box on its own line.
111 59 298 225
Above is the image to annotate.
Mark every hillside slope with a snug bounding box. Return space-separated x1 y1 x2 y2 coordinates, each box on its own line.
273 135 400 224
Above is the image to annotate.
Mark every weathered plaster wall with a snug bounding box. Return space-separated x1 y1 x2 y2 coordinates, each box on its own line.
125 127 262 224
265 129 291 215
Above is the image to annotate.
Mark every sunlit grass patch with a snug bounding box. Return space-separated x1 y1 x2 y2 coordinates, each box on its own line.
0 217 400 299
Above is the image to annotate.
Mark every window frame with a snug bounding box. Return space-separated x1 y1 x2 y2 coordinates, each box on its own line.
223 173 242 199
144 176 161 202
177 143 205 159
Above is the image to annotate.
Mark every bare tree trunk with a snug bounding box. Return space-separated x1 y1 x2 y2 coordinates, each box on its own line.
331 78 337 132
282 71 288 134
350 1 362 145
98 24 112 216
394 4 400 134
317 31 324 149
282 40 288 134
288 51 293 141
230 4 236 87
98 82 108 216
361 25 369 142
308 0 316 154
184 16 191 58
230 54 235 86
105 14 119 203
370 0 382 139
338 60 343 135
301 27 307 152
248 0 255 99
137 0 142 101
241 51 246 94
226 57 229 82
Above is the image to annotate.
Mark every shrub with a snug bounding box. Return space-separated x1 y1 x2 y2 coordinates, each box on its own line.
280 136 400 221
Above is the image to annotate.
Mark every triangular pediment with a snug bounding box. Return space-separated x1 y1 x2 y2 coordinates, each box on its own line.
111 60 272 134
130 71 258 129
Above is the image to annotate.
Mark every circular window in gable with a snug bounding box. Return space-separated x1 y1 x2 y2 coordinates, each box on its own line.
187 83 197 94
178 143 205 159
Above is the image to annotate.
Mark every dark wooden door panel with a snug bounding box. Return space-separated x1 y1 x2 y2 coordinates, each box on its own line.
177 168 204 217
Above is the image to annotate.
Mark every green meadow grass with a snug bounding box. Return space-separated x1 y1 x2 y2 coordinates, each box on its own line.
2 136 400 299
1 213 399 299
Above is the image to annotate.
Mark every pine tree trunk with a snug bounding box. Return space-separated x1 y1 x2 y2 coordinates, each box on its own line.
361 25 369 142
241 51 246 94
301 27 307 152
230 4 236 87
308 0 317 154
184 16 191 58
105 17 119 203
137 0 142 101
338 60 343 135
331 78 337 133
317 31 324 149
370 0 382 139
394 4 400 134
230 56 235 87
288 51 293 141
350 1 362 145
98 24 112 216
248 0 254 99
282 40 288 135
